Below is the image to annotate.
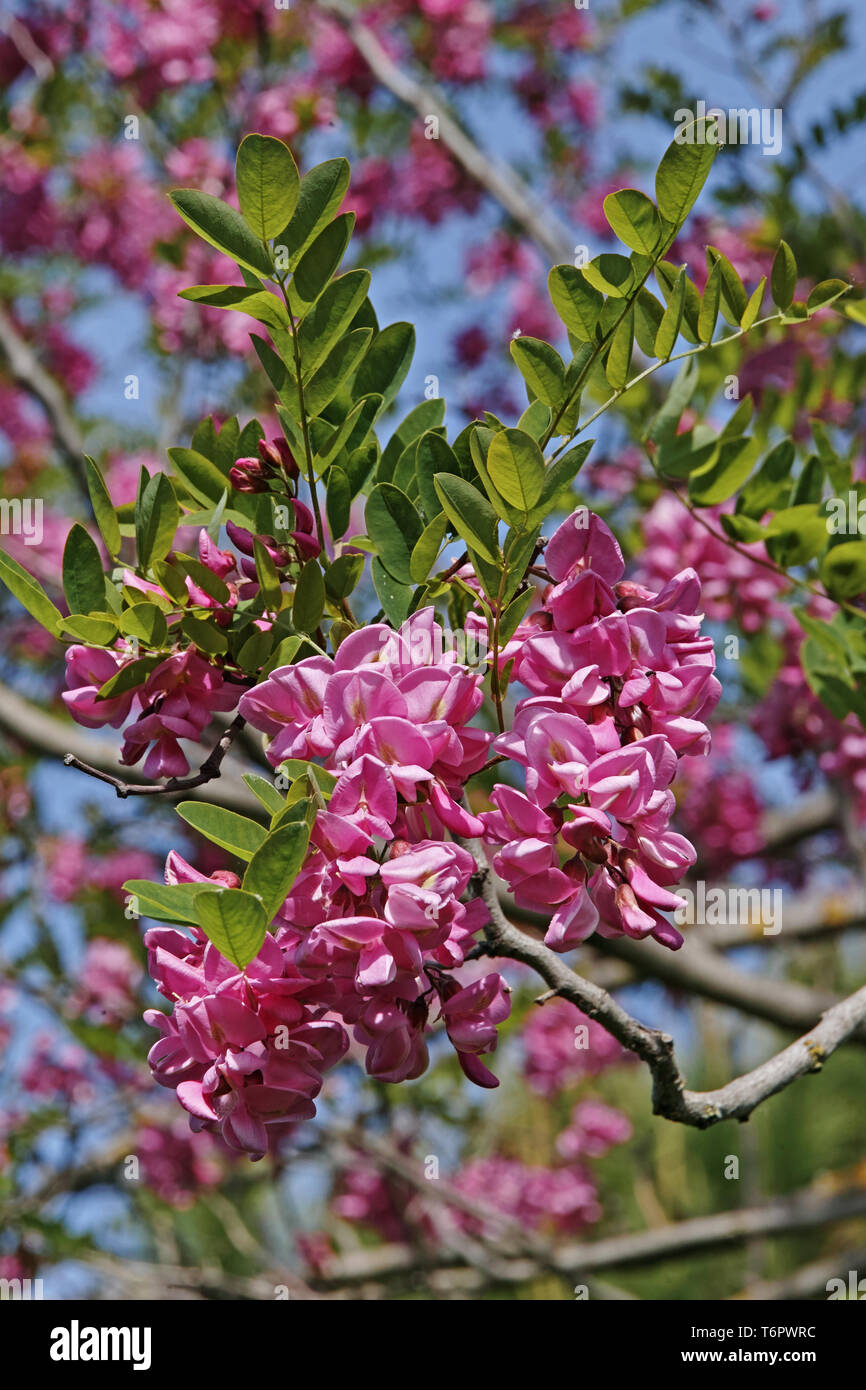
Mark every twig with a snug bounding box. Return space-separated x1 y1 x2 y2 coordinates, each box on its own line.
0 306 88 500
63 713 247 800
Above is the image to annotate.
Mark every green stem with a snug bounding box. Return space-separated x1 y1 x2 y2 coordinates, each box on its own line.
549 311 785 459
272 263 326 556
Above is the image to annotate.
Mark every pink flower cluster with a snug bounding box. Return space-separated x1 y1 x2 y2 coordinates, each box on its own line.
64 643 240 779
637 494 788 634
145 865 349 1160
483 509 719 951
144 611 519 1153
522 998 631 1098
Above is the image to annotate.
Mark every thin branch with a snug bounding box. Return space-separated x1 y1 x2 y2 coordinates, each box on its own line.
310 1179 866 1289
0 684 261 814
63 713 247 799
0 305 88 500
312 0 573 265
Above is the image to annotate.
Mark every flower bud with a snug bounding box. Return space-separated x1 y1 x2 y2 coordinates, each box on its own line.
229 457 270 493
259 436 299 481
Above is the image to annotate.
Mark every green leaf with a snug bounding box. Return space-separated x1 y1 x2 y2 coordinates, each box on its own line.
655 117 718 228
770 240 797 311
354 323 416 408
634 288 665 356
764 504 829 567
84 456 121 557
97 656 161 700
243 822 310 922
236 627 274 674
167 444 230 505
243 774 287 817
62 524 105 615
737 439 794 519
365 483 423 585
152 559 189 606
603 189 661 255
801 637 862 723
604 308 634 389
434 474 500 564
499 587 534 644
326 465 351 540
275 157 350 264
654 266 686 358
697 259 721 342
181 613 228 654
177 284 287 331
0 548 62 635
820 541 866 600
410 512 448 584
236 133 300 240
720 394 754 441
654 427 718 480
535 440 594 511
169 189 273 278
176 802 267 861
379 399 446 482
136 473 179 572
688 435 759 505
305 328 373 417
656 260 701 343
252 540 282 611
517 399 551 438
416 431 461 520
706 247 748 326
121 880 210 925
807 278 850 314
791 454 824 507
486 429 545 512
60 614 118 645
581 253 635 299
196 888 268 970
324 552 364 599
371 557 412 626
293 559 325 632
509 337 565 407
740 277 766 330
290 212 355 310
548 264 603 341
646 355 699 444
298 270 371 380
118 602 167 647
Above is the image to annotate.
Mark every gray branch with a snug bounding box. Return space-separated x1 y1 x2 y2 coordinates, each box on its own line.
313 0 574 265
464 838 866 1128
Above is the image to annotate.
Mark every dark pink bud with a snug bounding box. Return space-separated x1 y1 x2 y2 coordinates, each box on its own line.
230 457 269 493
291 499 315 534
259 436 299 481
292 531 321 562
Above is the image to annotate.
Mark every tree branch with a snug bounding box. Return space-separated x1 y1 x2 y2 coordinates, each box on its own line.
464 839 866 1128
0 683 262 815
0 305 89 499
63 713 247 800
310 1179 866 1289
312 0 573 265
